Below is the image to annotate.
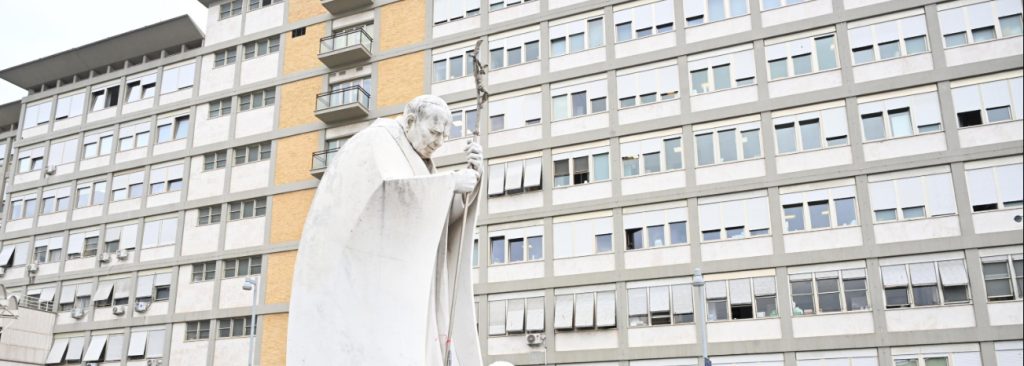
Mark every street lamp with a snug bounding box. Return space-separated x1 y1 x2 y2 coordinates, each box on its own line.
242 277 259 366
693 268 709 366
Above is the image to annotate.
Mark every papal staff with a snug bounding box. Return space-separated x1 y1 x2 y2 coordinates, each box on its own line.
445 39 489 366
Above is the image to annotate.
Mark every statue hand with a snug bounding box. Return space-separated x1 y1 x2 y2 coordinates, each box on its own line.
464 141 483 174
452 169 480 193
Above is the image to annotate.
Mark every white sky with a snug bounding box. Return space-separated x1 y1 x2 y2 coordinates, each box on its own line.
0 0 209 105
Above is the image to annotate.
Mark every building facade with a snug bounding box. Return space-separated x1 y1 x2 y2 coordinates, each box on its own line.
0 0 1022 365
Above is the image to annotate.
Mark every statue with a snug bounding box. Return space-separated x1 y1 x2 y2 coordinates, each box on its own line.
287 95 485 365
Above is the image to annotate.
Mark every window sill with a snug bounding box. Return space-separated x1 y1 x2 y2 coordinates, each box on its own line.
958 118 1022 130
943 34 1023 50
775 144 850 157
625 243 689 252
433 15 481 27
125 97 155 105
490 122 543 134
792 309 872 317
488 259 543 267
239 105 275 113
552 179 611 190
491 59 542 72
971 206 1024 214
433 75 473 84
782 224 861 235
628 322 694 329
615 30 677 45
873 214 958 225
851 52 931 67
768 67 840 82
553 251 614 260
695 156 765 169
621 168 686 180
549 46 606 60
618 97 679 111
160 86 194 96
884 303 972 311
683 14 750 29
700 234 771 244
243 52 280 62
861 130 944 144
706 316 778 323
552 111 609 124
690 83 757 97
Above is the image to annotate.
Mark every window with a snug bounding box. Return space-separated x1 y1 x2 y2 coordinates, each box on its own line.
951 76 1023 128
614 0 675 43
705 276 778 321
46 138 79 168
127 329 166 359
54 93 86 120
881 259 971 308
859 91 943 141
489 227 543 264
125 74 157 103
186 320 212 341
156 115 190 143
694 122 761 166
848 15 928 65
249 0 282 11
781 184 858 232
966 162 1024 212
488 295 544 336
774 106 849 154
159 63 196 94
218 316 256 338
192 261 217 282
291 27 306 37
238 88 276 111
488 157 542 196
981 254 1024 301
621 134 684 177
939 1 1023 49
698 194 770 241
549 16 605 57
223 256 263 278
204 150 228 171
81 131 114 159
790 267 870 315
148 164 185 195
229 197 268 220
234 141 272 165
552 146 610 187
63 231 98 260
628 282 694 327
682 0 750 26
209 98 233 118
433 46 474 82
198 205 223 226
765 34 838 80
554 288 617 330
433 0 480 24
103 224 137 254
141 217 178 248
110 171 145 201
243 36 281 60
33 237 63 264
624 207 688 250
689 49 756 94
93 278 130 308
553 216 614 258
9 195 39 220
551 79 608 121
487 93 540 133
448 106 480 139
892 349 983 366
489 31 540 70
133 273 172 305
15 146 44 173
868 172 957 222
219 0 243 19
76 180 107 208
617 64 680 108
22 101 52 129
118 122 151 151
213 47 238 68
41 187 72 215
91 84 120 111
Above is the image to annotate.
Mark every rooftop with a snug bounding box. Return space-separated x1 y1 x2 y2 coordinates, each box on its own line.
0 15 205 91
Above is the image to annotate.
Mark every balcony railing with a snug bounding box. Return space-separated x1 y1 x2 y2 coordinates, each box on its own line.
19 297 55 312
320 28 372 55
311 148 340 175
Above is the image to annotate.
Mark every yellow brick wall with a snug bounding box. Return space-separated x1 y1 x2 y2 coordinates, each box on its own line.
376 51 425 109
278 77 321 129
287 0 328 22
379 0 427 51
265 250 297 304
260 313 289 365
274 132 319 185
270 188 316 244
283 22 327 75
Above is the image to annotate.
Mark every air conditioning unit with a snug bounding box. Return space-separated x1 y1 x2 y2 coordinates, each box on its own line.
45 166 57 175
99 252 111 263
135 301 150 313
147 359 163 366
112 305 126 315
26 263 39 273
71 307 85 319
526 333 545 347
116 249 130 260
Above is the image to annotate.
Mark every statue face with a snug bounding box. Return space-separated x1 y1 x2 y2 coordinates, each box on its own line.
405 104 450 159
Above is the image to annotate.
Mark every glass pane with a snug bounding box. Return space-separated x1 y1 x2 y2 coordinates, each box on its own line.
616 22 632 42
894 359 918 366
595 234 613 252
643 152 661 174
712 64 731 90
622 156 640 177
592 153 609 181
569 33 585 53
861 113 886 141
905 36 928 54
1000 15 1024 37
875 209 897 221
924 358 948 366
972 26 996 42
808 200 831 229
784 204 805 232
729 0 747 15
853 46 875 64
944 32 968 47
769 59 788 80
587 18 604 48
755 296 777 318
527 236 543 260
551 38 566 56
573 156 590 184
571 91 587 117
878 41 900 60
509 238 524 262
742 129 760 159
554 160 570 187
490 237 505 264
792 54 812 75
696 133 715 165
718 129 737 162
449 56 464 78
775 123 797 153
490 49 504 69
912 285 940 306
664 138 683 170
799 120 822 150
433 60 446 81
885 287 909 307
691 69 709 94
835 198 857 226
647 225 665 247
507 47 521 66
986 106 1012 122
552 95 569 120
708 0 725 22
815 35 837 70
763 0 782 10
844 285 869 311
524 41 540 61
902 206 925 219
669 222 687 244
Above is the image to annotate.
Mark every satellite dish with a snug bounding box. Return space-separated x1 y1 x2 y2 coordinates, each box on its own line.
489 362 515 366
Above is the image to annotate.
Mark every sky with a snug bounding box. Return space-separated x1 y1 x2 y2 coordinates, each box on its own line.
0 0 209 105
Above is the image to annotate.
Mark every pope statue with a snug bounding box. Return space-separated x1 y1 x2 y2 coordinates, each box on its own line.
287 95 485 365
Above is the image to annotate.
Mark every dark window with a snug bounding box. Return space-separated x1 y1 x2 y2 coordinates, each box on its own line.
292 27 306 38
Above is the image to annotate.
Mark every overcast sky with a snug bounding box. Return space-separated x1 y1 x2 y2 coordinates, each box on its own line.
0 0 208 105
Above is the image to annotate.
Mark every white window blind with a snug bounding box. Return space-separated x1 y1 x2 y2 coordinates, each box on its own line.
159 63 196 94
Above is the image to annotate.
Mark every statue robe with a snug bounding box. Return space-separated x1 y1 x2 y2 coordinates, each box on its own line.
287 118 482 365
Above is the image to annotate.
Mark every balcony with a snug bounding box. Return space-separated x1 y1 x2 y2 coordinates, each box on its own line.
319 28 372 67
310 148 340 178
315 85 370 124
321 0 372 15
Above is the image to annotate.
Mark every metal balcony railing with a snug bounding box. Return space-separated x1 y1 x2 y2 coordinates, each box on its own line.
320 28 372 55
19 297 55 312
316 85 371 112
311 148 340 172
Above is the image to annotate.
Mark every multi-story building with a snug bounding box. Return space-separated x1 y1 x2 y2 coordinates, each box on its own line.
0 0 1021 365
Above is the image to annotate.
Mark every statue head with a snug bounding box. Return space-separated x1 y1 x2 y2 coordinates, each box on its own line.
402 95 452 159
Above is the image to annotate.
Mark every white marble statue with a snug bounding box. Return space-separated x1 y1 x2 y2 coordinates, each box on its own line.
287 95 485 365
